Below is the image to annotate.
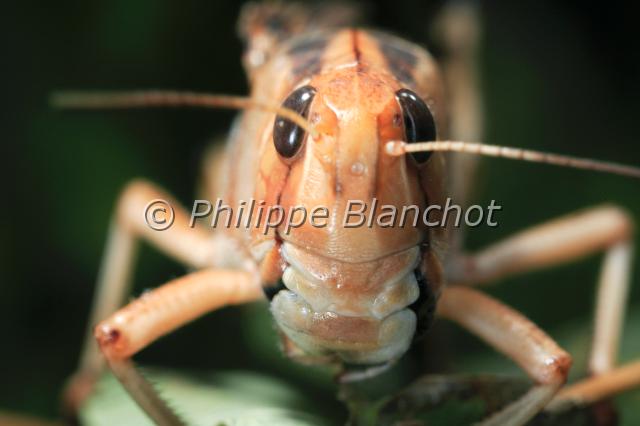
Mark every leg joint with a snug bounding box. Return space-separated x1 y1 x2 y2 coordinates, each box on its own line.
599 204 635 240
539 351 572 386
94 321 130 360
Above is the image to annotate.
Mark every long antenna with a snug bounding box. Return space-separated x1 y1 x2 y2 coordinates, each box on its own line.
51 90 317 137
385 140 640 179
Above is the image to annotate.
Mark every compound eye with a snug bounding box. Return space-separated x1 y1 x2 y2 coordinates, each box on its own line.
395 88 437 164
273 85 316 159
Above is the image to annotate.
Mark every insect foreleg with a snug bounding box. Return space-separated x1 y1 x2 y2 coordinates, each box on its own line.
95 268 262 425
63 179 241 414
448 205 634 375
438 286 571 426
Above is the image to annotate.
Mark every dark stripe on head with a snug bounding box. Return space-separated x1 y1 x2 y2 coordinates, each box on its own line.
287 33 329 79
373 33 418 85
351 29 362 63
287 35 328 55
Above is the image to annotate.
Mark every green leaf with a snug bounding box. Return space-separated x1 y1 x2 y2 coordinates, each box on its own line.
81 370 328 426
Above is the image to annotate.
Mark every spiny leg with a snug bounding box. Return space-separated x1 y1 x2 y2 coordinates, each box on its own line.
95 268 263 426
438 286 571 426
64 179 245 413
448 205 634 377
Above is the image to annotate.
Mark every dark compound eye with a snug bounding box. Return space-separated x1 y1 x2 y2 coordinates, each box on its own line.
395 88 437 164
273 85 316 159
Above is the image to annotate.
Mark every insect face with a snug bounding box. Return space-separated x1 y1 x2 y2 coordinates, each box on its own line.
261 63 447 365
272 68 433 260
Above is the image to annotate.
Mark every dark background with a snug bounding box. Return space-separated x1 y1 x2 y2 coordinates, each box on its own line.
2 0 640 423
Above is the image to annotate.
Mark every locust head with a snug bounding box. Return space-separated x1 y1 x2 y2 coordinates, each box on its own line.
252 61 447 365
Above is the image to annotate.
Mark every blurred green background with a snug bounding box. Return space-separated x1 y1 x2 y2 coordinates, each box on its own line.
3 0 640 424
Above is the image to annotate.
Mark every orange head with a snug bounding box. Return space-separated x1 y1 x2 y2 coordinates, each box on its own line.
251 30 448 365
